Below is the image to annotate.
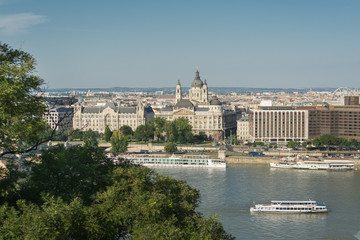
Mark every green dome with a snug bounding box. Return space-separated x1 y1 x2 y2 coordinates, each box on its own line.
210 97 221 105
191 69 203 88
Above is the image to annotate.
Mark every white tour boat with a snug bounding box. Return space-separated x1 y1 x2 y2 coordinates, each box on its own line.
270 159 355 170
116 154 226 168
250 200 328 213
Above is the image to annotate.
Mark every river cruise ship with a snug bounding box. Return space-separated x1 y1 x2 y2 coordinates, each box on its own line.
250 200 328 213
270 159 355 170
116 154 226 168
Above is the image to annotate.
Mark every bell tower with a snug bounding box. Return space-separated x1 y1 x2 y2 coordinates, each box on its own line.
176 79 182 103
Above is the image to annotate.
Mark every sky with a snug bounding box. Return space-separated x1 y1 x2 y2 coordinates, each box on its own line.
1 0 359 89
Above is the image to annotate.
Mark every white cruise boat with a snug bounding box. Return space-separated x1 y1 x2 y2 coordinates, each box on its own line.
116 154 226 168
270 159 355 170
250 200 328 213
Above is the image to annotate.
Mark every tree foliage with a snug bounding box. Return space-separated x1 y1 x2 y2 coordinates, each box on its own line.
104 125 113 142
164 117 193 143
0 42 47 157
134 122 154 141
310 134 360 149
119 125 133 137
165 142 177 153
110 130 128 155
82 129 98 148
153 117 167 141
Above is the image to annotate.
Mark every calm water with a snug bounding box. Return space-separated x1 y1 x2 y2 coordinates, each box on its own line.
156 165 360 240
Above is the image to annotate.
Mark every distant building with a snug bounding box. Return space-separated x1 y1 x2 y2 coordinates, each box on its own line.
44 107 74 132
155 70 237 140
308 102 360 140
45 96 77 106
249 106 308 143
237 116 250 141
73 102 154 133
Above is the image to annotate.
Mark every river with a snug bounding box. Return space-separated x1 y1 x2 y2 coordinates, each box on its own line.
156 164 360 239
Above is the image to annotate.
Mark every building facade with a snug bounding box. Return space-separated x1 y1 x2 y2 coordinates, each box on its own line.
155 70 237 140
308 104 360 140
73 102 154 133
249 107 308 143
44 107 74 132
237 116 250 141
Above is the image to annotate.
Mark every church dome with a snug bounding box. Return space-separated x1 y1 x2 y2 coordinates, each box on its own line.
191 69 203 88
210 96 221 105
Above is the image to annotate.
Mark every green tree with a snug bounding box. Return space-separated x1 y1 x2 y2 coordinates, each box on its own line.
164 118 193 143
153 117 167 141
134 122 154 141
110 130 128 155
286 140 295 149
71 129 83 140
302 142 307 148
134 125 147 141
82 129 98 148
165 142 177 153
19 145 114 205
119 125 133 137
319 134 337 147
312 138 322 147
229 134 238 145
0 43 47 157
104 125 113 142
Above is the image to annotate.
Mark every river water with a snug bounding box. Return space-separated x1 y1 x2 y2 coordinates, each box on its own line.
156 165 360 240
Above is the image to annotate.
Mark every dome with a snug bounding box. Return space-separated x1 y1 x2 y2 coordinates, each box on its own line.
210 97 221 105
191 69 203 88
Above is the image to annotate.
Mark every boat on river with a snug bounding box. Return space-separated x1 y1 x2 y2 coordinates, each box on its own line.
250 200 328 213
116 154 226 168
270 159 355 170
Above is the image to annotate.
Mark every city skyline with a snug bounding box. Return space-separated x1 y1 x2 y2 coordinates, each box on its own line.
1 0 359 89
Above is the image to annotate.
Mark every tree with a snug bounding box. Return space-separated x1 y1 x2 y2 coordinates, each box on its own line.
110 130 128 155
134 123 154 141
82 129 98 148
312 138 322 147
286 140 295 149
104 125 113 142
134 125 147 141
153 117 167 141
164 118 193 143
165 142 177 153
229 134 238 145
119 125 133 137
0 42 47 157
302 142 307 148
319 134 337 147
19 145 114 205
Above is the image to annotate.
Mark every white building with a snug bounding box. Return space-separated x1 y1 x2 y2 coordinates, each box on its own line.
249 107 308 143
237 116 250 141
73 102 154 133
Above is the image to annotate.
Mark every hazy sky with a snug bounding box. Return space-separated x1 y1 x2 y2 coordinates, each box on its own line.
1 0 359 89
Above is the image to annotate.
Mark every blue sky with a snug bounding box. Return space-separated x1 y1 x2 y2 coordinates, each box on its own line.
1 0 359 89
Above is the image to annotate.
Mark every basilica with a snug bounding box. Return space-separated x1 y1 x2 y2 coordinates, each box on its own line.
155 70 238 140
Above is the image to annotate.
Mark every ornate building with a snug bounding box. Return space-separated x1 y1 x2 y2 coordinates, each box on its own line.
155 70 237 140
73 102 154 133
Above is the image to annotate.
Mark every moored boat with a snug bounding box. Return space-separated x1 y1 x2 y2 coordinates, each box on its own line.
115 154 227 168
270 159 354 170
250 200 328 213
